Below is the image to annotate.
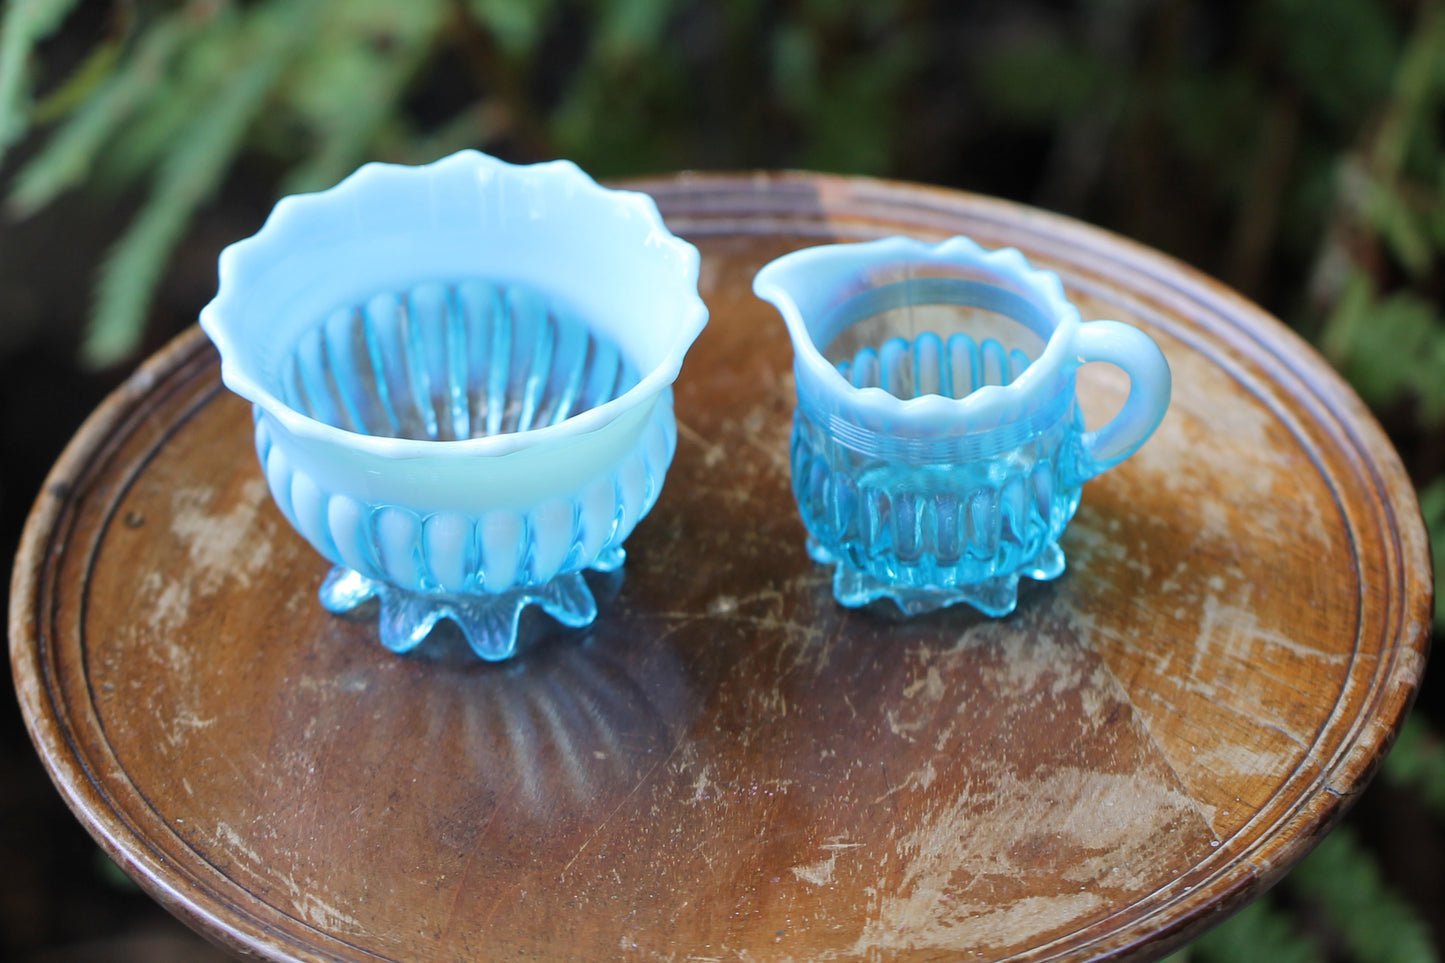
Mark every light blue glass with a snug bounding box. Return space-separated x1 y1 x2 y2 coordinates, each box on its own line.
201 150 708 659
754 236 1171 617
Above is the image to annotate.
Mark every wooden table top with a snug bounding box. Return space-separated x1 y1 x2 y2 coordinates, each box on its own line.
10 173 1432 963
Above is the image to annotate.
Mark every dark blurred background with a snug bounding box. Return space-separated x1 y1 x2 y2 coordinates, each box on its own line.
1 1 1443 960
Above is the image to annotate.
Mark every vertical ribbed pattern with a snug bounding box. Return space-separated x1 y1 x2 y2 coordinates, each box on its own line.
255 393 676 596
836 333 1033 399
795 332 1081 588
256 282 674 598
282 280 638 442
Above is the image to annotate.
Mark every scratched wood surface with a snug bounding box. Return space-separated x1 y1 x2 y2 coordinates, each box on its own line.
10 173 1432 962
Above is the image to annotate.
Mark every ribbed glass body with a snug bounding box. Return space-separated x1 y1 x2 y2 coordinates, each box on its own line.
202 150 709 659
792 332 1084 595
257 278 671 600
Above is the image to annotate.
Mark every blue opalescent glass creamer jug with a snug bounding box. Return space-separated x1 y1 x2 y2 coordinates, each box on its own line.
753 236 1170 617
201 151 708 659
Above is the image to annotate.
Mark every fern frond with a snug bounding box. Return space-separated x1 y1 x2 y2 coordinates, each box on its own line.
8 12 193 218
30 28 121 124
1286 826 1438 963
0 0 83 163
280 1 446 194
1369 0 1445 177
96 2 241 193
81 0 322 368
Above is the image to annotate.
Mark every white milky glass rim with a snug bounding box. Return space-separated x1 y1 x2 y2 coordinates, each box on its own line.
200 151 708 460
753 236 1082 424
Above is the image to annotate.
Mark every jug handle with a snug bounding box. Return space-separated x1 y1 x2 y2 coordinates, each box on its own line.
1073 320 1172 479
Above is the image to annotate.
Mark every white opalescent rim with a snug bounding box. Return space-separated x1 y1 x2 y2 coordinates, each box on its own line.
200 150 708 460
753 235 1082 425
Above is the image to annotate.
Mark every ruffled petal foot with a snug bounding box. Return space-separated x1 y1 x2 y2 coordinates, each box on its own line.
319 566 606 660
1020 540 1065 582
810 539 1066 618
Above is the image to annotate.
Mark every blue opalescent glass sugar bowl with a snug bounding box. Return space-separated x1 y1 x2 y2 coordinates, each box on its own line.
200 150 708 660
754 236 1170 618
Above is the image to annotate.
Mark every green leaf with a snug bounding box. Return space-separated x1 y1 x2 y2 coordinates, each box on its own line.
549 49 690 176
1281 146 1343 257
1165 69 1262 196
1187 898 1323 963
82 0 323 368
30 30 122 123
467 0 554 57
1363 173 1435 277
1370 0 1445 177
975 37 1121 127
594 0 678 65
1417 336 1445 427
1383 712 1445 814
1266 0 1399 128
280 0 446 194
1430 164 1445 248
770 23 819 112
766 6 923 176
96 5 244 192
1318 266 1375 366
8 11 194 217
1324 281 1444 411
1287 827 1438 963
795 34 921 175
547 10 693 176
1415 482 1445 635
0 0 84 163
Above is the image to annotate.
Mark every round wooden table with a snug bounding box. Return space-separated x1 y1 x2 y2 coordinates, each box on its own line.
10 173 1432 962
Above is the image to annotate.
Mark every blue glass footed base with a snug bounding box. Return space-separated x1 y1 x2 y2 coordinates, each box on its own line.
808 538 1066 618
319 547 625 661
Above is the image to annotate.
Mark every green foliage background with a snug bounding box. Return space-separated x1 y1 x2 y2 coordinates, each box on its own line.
1 0 1442 958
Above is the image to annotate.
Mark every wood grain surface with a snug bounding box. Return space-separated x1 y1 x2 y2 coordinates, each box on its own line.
9 173 1432 962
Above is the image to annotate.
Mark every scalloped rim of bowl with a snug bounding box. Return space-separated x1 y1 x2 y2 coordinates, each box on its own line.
752 235 1081 429
200 150 709 460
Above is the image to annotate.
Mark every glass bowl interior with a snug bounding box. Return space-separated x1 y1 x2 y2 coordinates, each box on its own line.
279 278 641 443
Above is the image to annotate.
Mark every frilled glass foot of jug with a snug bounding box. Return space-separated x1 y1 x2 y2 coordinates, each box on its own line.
808 538 1065 618
319 547 626 660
